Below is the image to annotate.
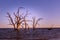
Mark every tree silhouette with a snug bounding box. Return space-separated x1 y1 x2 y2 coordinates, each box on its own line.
7 7 30 31
32 17 43 31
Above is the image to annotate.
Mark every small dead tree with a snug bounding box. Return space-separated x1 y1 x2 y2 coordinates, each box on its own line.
32 17 43 31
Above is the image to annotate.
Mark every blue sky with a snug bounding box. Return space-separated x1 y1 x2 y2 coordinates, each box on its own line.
0 0 60 28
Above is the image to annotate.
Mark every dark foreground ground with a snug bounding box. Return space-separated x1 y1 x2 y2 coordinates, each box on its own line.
0 28 60 40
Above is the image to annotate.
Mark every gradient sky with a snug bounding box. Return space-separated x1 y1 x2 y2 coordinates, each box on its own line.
0 0 60 28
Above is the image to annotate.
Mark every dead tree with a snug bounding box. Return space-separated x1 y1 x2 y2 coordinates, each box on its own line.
7 7 29 31
32 17 43 31
7 7 32 31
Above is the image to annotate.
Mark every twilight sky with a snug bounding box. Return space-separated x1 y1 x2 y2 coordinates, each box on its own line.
0 0 60 28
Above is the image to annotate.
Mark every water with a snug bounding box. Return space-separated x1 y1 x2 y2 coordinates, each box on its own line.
0 28 60 40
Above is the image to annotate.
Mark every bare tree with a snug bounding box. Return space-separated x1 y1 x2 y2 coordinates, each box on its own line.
32 17 43 31
7 7 32 31
7 7 30 31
